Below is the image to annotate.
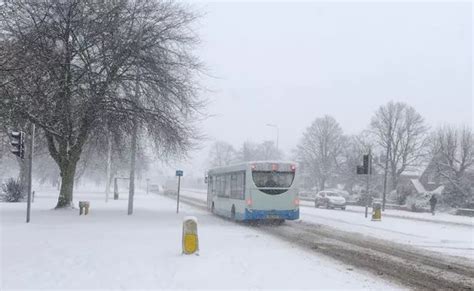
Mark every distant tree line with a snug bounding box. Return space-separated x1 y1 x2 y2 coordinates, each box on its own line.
207 140 282 168
209 101 473 208
295 101 472 208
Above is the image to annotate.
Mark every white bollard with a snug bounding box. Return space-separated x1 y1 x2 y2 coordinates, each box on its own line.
182 216 199 255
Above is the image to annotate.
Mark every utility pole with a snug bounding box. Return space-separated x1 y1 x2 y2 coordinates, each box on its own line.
128 94 138 215
365 149 372 218
26 123 35 223
146 178 149 195
382 135 391 211
128 27 143 215
105 130 112 202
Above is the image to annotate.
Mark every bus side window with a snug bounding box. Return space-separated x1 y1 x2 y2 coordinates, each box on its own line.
242 172 246 199
236 172 243 200
218 175 226 197
230 174 238 199
216 176 221 197
225 175 231 197
219 176 224 197
210 176 215 196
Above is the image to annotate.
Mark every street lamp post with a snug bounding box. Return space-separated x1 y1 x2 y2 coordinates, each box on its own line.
266 124 279 153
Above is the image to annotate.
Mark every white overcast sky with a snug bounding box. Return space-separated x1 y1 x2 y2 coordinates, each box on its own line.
164 1 472 178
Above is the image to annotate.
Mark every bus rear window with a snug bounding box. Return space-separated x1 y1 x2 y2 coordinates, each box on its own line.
252 171 295 188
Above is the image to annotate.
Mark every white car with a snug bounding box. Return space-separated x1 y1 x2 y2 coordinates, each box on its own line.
315 191 347 210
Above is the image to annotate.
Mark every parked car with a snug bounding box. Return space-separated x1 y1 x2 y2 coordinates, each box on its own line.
299 190 316 200
324 188 350 200
315 191 346 210
162 179 178 196
148 184 161 193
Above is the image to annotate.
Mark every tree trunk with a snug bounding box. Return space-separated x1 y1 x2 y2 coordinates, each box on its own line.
391 172 398 194
56 162 77 208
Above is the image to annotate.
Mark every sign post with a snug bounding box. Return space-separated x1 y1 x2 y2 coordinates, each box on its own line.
146 178 149 195
176 170 183 213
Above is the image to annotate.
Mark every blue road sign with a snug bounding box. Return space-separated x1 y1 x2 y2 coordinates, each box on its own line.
176 170 183 177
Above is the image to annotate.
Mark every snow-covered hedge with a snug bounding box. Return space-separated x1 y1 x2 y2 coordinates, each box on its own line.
405 193 430 212
1 178 25 202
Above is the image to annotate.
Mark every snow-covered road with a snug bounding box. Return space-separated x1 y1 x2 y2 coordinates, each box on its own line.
299 204 474 260
178 189 474 289
182 188 474 260
1 187 402 290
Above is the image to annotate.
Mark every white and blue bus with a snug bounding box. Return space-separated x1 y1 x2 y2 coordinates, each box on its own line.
206 161 299 222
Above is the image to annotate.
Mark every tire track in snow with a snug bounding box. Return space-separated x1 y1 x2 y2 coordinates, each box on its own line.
165 191 474 290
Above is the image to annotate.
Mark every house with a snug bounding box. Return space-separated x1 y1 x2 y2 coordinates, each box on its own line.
402 157 473 199
396 163 428 197
418 158 444 192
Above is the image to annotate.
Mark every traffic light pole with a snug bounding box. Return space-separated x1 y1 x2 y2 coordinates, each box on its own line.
26 123 35 223
364 149 372 219
365 163 370 218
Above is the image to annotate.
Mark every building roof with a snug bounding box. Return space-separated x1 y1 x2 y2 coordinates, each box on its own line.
402 163 429 177
410 179 426 194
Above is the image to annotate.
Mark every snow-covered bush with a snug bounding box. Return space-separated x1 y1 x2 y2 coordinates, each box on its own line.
405 193 430 212
441 180 473 208
356 190 378 206
390 186 413 205
1 178 25 202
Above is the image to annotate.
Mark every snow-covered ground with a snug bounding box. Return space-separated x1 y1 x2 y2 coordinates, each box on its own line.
299 205 474 260
1 186 403 290
300 200 474 226
181 189 474 260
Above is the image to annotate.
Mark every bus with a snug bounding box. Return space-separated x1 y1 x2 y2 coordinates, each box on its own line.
206 161 299 222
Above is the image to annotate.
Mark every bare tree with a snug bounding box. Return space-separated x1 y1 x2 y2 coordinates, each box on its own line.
208 141 236 168
236 141 260 162
257 140 282 160
0 126 11 163
431 125 473 207
370 102 428 201
338 131 375 193
0 1 204 208
234 140 281 163
296 115 344 190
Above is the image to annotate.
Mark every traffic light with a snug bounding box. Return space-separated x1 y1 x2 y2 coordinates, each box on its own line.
356 154 372 175
363 154 372 174
363 154 369 174
10 131 25 159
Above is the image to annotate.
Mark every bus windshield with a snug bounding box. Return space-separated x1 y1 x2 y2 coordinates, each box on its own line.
252 171 295 188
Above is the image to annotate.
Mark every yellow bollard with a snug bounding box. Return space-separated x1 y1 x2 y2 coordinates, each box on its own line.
371 201 381 221
182 216 199 255
79 201 90 216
